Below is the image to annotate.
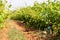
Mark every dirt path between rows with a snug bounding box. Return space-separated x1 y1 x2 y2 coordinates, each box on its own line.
0 20 48 40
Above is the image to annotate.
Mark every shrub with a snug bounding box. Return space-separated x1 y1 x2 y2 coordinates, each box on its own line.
0 0 9 28
10 1 60 34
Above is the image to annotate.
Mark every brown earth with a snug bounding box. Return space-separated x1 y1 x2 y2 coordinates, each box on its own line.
0 20 48 40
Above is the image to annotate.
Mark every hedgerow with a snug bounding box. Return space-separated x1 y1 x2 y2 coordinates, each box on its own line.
10 1 60 34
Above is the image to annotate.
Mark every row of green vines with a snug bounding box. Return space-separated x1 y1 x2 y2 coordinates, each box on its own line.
10 1 60 35
0 0 60 36
0 0 10 29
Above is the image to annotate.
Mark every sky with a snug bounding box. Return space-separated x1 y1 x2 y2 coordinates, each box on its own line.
3 0 55 10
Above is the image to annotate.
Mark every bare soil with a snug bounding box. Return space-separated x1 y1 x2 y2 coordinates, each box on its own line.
0 20 48 40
